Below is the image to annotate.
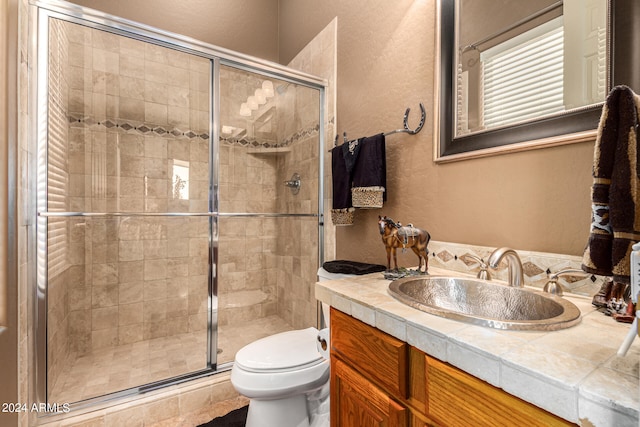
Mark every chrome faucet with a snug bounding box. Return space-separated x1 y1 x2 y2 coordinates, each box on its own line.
488 247 523 287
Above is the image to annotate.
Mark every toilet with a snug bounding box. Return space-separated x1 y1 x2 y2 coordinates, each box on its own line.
230 267 351 427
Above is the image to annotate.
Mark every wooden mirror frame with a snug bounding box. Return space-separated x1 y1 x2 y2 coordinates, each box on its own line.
435 0 640 162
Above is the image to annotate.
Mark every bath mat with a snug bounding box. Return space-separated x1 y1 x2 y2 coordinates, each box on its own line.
198 405 248 427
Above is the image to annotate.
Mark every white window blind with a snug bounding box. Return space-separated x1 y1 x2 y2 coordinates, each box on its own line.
481 18 564 128
47 20 70 279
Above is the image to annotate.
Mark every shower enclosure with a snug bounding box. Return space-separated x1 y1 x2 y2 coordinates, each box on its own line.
33 3 325 412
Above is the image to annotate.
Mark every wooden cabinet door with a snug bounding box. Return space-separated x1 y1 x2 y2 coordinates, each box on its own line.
331 308 408 398
332 357 408 427
426 356 575 427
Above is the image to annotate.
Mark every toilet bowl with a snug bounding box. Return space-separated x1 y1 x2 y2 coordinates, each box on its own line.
230 267 353 427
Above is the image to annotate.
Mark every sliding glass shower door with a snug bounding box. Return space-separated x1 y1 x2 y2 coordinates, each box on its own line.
35 7 325 413
215 65 322 365
41 18 213 404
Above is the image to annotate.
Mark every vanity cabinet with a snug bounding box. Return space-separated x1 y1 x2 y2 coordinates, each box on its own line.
330 308 575 427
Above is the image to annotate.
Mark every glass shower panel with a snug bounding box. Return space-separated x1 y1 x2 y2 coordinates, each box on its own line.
47 216 210 403
216 65 321 365
218 65 320 214
45 19 212 404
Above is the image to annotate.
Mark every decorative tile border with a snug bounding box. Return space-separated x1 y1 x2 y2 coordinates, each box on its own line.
68 115 334 149
68 114 210 140
221 117 333 149
283 122 322 146
427 240 603 297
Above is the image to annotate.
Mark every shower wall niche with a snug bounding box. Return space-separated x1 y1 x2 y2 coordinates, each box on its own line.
37 14 325 408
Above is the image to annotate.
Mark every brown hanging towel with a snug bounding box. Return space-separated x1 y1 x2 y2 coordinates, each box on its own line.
582 85 640 283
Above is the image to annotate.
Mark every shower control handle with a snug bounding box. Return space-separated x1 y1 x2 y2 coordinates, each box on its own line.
284 172 301 195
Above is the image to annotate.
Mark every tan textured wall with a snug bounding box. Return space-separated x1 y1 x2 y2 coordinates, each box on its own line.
278 0 594 266
67 0 280 62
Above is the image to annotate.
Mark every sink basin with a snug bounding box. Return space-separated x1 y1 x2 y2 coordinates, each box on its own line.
388 276 581 331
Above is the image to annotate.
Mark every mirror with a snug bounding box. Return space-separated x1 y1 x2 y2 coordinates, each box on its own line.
457 0 607 136
436 0 640 161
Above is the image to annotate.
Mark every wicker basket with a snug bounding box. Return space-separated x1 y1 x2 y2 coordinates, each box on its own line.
331 208 355 225
352 187 384 209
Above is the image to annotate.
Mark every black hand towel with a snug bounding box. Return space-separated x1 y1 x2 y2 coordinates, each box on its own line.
351 133 386 208
331 142 357 225
582 85 640 285
331 144 352 210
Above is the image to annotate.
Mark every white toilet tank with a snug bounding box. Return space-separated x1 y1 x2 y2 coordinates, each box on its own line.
317 261 385 328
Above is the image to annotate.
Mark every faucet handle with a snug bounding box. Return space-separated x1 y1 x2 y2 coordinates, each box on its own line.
462 254 491 280
544 268 589 297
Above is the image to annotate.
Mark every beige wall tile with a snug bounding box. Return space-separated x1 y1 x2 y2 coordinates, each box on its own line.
179 386 212 414
119 36 145 57
119 240 144 262
144 158 169 179
119 302 144 326
104 406 144 427
92 48 119 74
142 396 180 424
144 260 167 281
118 324 143 345
145 102 168 125
167 85 190 108
145 60 169 84
119 76 145 100
119 281 143 304
91 327 119 351
144 80 168 104
91 283 119 308
167 105 190 129
92 306 118 330
118 260 144 282
119 97 145 122
143 279 167 301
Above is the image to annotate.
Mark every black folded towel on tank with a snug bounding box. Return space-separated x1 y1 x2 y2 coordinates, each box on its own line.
322 260 387 275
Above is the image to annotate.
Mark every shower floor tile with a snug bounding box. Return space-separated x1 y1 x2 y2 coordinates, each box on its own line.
49 315 293 404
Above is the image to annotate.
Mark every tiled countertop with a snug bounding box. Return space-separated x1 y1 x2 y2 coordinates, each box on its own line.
315 267 640 427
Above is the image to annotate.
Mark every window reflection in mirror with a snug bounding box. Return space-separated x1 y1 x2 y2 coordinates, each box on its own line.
455 0 608 137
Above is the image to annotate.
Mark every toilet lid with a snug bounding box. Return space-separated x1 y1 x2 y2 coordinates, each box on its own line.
235 327 324 372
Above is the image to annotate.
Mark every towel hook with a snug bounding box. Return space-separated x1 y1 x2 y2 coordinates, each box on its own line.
402 103 426 135
383 102 426 136
332 102 426 149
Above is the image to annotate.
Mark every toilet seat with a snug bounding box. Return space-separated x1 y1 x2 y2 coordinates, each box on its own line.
235 327 325 373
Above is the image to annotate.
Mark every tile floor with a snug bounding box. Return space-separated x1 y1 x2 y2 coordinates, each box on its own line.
50 315 293 404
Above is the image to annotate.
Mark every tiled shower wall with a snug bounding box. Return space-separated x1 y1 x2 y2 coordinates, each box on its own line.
50 19 212 373
274 88 321 328
277 19 336 329
216 66 279 328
